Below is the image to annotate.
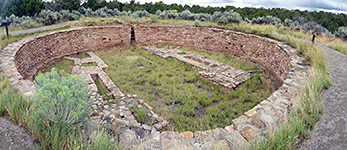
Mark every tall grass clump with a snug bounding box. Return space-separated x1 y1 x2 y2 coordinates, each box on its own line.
31 68 92 149
0 74 31 126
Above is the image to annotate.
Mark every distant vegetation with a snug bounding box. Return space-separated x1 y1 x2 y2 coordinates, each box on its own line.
1 0 347 37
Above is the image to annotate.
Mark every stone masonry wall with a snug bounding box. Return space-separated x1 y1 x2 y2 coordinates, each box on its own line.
0 25 309 149
15 26 130 80
14 25 289 84
136 26 290 83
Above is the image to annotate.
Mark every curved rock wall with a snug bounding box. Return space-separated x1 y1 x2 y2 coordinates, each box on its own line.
16 26 130 79
136 26 290 82
0 25 309 149
14 25 289 83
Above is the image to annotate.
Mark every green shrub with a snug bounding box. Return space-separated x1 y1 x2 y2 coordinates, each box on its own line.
336 26 347 41
37 10 61 25
131 10 150 18
32 68 92 130
31 68 92 148
194 19 201 27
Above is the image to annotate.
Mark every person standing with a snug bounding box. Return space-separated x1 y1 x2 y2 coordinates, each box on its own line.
312 31 316 44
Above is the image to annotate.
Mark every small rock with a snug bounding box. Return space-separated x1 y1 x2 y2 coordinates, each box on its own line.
153 114 159 118
240 126 257 142
162 120 169 126
150 131 161 142
181 131 194 138
251 117 266 129
154 123 162 130
224 125 235 132
104 105 109 109
138 99 144 104
244 108 257 117
156 117 164 122
120 101 126 105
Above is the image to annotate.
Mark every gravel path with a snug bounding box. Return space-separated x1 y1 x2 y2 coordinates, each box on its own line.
0 117 34 150
9 21 77 36
298 44 347 150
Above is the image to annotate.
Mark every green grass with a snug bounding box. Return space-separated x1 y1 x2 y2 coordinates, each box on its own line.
82 62 97 67
46 58 74 74
94 79 107 95
78 53 91 59
136 107 148 124
175 46 258 71
96 46 272 132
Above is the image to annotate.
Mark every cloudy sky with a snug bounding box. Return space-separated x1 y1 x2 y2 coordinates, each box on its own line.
117 0 347 14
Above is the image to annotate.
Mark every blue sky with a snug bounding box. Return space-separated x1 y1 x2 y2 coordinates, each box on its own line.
117 0 347 14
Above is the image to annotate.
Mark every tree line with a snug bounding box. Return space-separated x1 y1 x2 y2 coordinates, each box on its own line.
1 0 347 32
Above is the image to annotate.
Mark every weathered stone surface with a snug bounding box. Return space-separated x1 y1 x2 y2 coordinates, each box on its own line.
212 139 230 150
240 126 258 142
181 131 194 138
232 115 250 125
194 130 215 143
251 117 266 129
244 108 257 117
225 131 249 150
224 125 235 132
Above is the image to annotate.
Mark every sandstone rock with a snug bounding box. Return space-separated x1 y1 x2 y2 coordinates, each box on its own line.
153 123 162 130
244 108 257 117
225 131 249 150
111 118 129 128
225 125 235 132
150 131 161 142
251 117 266 129
232 115 250 125
104 105 109 109
212 139 230 150
241 126 258 142
181 131 194 138
161 131 180 149
194 130 215 143
162 120 169 127
90 115 101 120
119 129 138 149
156 117 164 122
